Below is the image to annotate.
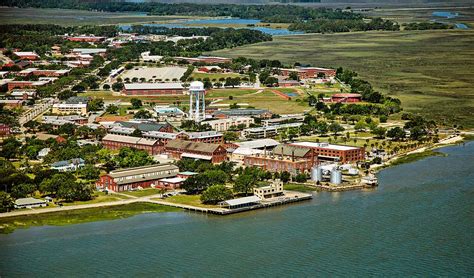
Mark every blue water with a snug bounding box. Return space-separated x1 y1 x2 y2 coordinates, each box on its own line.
120 18 304 36
1 142 474 276
432 11 459 19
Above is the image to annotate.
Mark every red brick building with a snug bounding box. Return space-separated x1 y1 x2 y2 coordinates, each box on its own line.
96 164 179 192
123 83 184 96
0 124 11 137
280 67 336 79
13 51 40 60
101 134 163 155
175 56 231 64
328 93 362 103
67 36 105 43
143 131 224 145
165 139 227 163
289 142 365 163
244 144 317 174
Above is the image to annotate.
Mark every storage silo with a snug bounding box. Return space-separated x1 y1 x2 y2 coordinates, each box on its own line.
330 169 342 185
311 166 323 182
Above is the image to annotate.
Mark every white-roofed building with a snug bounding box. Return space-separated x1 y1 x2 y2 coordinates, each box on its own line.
218 195 261 209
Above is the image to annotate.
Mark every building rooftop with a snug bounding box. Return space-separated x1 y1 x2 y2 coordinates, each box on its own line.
236 139 280 149
166 139 222 153
51 158 84 168
220 195 261 207
109 163 177 177
15 197 46 206
102 134 159 146
291 141 359 151
273 144 312 158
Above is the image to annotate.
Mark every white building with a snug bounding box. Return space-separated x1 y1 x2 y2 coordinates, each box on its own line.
37 148 51 160
14 197 47 209
50 158 85 172
52 103 88 115
253 180 284 199
141 51 163 62
204 117 254 132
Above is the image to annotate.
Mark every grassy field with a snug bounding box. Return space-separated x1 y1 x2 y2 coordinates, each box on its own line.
0 203 181 234
120 188 163 198
210 30 474 128
207 89 311 114
284 183 316 192
191 72 244 80
390 150 447 166
0 7 196 26
164 194 219 209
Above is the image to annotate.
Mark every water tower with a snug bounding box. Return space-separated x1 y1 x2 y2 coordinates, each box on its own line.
188 81 205 122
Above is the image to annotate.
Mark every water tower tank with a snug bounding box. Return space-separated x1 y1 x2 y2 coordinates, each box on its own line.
311 167 323 182
189 81 204 91
330 169 342 185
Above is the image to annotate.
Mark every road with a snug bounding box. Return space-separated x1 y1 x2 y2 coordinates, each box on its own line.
19 98 55 126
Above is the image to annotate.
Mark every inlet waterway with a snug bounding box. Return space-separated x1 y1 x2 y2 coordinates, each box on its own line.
1 142 473 276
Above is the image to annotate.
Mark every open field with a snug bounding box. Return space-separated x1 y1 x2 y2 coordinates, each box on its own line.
207 89 310 114
191 72 244 80
0 203 181 234
165 194 219 209
0 7 197 26
211 30 474 128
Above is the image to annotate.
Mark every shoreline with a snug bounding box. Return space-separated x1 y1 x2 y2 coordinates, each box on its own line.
0 135 470 233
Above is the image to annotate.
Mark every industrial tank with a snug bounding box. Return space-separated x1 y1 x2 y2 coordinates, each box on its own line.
311 167 323 182
330 169 342 185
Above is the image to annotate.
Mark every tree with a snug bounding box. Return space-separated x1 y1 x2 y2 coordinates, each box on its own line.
112 82 124 92
88 99 104 111
40 173 75 195
372 126 387 139
80 164 100 180
130 98 142 109
0 192 14 213
131 129 143 137
58 90 76 100
294 173 308 183
387 127 406 141
0 137 22 159
114 147 154 168
223 131 238 142
288 71 299 81
329 122 345 136
134 109 152 119
57 180 93 202
181 174 209 194
234 174 256 196
11 183 36 199
102 84 111 90
200 184 233 205
76 126 92 139
280 171 291 183
354 120 366 132
264 76 278 87
106 105 119 114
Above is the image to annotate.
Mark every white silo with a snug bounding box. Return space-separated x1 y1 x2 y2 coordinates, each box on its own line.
311 166 323 182
189 81 205 122
330 169 342 185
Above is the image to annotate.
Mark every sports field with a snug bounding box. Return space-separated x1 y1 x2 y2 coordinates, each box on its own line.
210 30 474 128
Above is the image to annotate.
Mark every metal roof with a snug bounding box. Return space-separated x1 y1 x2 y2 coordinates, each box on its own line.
273 145 311 158
236 139 279 149
102 134 159 146
220 195 261 206
291 141 359 151
15 197 46 206
109 163 178 178
165 139 222 154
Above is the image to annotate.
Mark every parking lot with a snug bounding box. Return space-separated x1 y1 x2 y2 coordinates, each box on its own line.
120 66 187 82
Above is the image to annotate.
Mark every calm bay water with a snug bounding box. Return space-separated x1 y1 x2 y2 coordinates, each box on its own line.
1 142 473 276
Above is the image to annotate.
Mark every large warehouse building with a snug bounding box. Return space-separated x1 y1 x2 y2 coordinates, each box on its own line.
289 142 365 163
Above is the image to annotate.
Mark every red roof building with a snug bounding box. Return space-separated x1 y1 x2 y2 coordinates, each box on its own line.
0 124 11 137
96 164 179 192
67 36 106 42
329 93 362 103
280 67 336 79
289 142 365 163
123 83 184 96
165 139 227 164
101 134 164 155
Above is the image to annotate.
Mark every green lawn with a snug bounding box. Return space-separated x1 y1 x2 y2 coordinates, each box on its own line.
191 72 245 80
390 150 447 166
120 188 163 198
165 194 219 209
0 203 181 234
284 183 316 192
61 192 130 206
210 30 474 128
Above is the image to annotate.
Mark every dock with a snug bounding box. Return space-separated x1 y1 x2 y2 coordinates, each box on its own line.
148 191 313 215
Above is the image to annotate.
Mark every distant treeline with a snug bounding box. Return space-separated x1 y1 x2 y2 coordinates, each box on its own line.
403 22 454 30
